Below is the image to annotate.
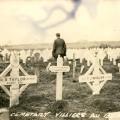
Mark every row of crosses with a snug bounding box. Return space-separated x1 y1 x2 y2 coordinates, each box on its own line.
0 52 112 107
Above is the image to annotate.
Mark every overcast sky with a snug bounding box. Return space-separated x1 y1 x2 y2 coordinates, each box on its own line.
0 0 120 45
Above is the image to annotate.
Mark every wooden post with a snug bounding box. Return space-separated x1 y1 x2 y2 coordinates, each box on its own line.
118 63 120 73
30 49 34 57
56 56 63 100
92 56 102 95
73 53 76 79
87 60 90 66
113 58 116 65
93 56 101 74
80 58 83 63
110 57 112 62
100 59 103 66
80 65 84 74
10 52 19 107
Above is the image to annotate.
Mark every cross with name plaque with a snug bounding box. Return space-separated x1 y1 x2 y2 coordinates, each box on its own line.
79 53 112 95
49 55 70 100
0 51 37 107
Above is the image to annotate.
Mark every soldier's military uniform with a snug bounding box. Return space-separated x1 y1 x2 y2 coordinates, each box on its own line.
52 34 66 60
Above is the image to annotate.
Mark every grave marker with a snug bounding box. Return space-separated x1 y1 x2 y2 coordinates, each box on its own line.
113 58 117 65
79 54 112 95
73 53 76 79
49 55 70 100
10 52 20 106
0 51 37 107
97 50 106 66
118 63 120 73
80 65 84 74
33 52 43 81
20 50 26 63
87 60 90 66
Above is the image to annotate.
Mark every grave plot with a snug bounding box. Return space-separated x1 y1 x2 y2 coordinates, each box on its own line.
79 53 112 95
0 51 37 107
8 48 120 120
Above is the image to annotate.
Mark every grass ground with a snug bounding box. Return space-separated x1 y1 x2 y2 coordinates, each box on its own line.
0 58 120 120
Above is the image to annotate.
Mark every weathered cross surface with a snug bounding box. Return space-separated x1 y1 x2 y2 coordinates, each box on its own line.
49 55 70 100
79 54 112 95
0 51 37 107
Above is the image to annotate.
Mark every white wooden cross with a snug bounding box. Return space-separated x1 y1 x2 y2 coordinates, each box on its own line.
0 51 37 107
84 50 91 67
113 58 117 65
79 53 112 95
118 63 120 73
48 55 70 100
97 50 106 66
73 53 76 78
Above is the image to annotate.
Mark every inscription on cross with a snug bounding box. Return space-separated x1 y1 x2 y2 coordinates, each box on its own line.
0 51 37 107
79 53 112 95
49 55 70 100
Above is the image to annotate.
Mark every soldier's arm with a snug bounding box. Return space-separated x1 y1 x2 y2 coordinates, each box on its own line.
63 40 66 56
52 40 56 57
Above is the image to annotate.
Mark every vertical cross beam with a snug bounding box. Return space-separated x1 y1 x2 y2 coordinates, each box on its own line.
118 63 120 73
87 60 90 66
73 53 76 79
100 59 103 66
56 55 63 101
91 56 104 95
113 58 116 65
10 51 20 107
93 56 101 75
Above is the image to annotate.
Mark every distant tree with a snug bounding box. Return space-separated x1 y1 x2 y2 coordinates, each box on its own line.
99 44 111 49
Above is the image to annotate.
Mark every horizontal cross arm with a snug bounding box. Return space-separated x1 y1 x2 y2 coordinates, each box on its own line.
0 75 37 85
79 74 112 83
49 66 70 72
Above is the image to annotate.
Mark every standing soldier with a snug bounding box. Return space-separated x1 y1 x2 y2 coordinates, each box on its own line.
52 33 67 60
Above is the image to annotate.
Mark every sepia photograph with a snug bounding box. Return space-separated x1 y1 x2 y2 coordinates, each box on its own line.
0 0 120 120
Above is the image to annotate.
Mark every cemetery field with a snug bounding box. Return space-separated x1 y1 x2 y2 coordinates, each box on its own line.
1 57 120 120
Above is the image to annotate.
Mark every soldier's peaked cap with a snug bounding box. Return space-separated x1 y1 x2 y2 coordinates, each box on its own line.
56 33 60 36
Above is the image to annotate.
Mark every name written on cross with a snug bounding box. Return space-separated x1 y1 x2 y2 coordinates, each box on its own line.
0 76 37 85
